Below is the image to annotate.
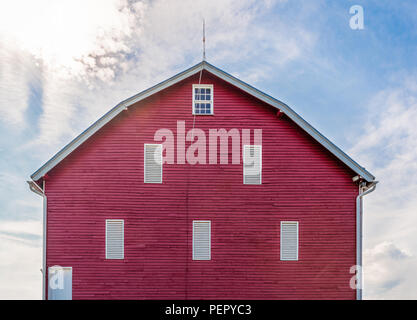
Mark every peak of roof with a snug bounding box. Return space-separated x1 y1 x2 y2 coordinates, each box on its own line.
30 60 375 183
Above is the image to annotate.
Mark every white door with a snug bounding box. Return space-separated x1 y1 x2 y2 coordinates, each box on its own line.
48 266 72 300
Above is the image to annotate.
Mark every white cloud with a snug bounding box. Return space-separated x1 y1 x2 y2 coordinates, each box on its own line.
0 41 33 127
0 0 137 79
0 170 43 299
363 241 417 300
7 0 316 155
36 73 80 145
0 235 41 299
0 220 42 237
350 79 417 299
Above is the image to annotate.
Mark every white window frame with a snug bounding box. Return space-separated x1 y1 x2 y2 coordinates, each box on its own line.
105 219 124 260
144 143 163 183
243 145 262 184
192 220 211 260
192 84 214 115
280 221 299 261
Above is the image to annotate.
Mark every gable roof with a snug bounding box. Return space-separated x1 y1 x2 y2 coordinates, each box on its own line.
30 60 375 183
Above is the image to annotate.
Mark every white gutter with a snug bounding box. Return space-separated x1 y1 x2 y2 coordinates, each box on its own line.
356 180 378 300
27 180 47 300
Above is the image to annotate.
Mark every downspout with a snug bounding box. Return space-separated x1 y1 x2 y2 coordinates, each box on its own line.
356 180 378 300
27 179 47 300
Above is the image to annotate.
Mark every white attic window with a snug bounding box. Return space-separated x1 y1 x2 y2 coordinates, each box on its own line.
193 84 213 115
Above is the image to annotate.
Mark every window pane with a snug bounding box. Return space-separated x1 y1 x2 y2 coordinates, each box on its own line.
193 86 212 114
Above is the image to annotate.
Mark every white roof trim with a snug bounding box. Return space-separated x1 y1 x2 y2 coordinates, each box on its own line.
31 61 375 182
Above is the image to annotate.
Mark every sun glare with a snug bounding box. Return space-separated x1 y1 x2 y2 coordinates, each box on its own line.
0 0 134 78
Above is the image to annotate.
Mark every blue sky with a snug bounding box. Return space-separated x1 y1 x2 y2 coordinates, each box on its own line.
1 0 417 299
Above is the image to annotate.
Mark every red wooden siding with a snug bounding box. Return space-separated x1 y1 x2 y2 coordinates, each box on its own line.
44 71 358 299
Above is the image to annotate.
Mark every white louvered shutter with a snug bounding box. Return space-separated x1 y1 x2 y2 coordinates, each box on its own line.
144 144 162 183
243 145 262 184
280 221 299 261
193 220 211 260
106 220 124 259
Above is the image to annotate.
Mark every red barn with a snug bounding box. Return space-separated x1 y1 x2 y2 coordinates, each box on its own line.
28 61 377 300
